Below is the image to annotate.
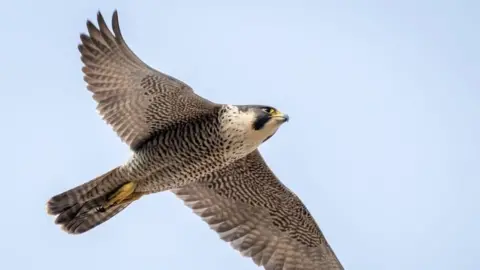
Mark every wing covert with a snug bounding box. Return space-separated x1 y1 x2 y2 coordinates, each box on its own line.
79 11 216 149
172 150 344 270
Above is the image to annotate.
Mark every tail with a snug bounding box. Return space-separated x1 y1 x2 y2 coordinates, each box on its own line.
46 167 141 234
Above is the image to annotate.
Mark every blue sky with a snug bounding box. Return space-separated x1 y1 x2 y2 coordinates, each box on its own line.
1 0 479 269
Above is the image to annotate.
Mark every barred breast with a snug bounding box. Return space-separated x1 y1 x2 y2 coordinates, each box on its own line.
122 105 253 194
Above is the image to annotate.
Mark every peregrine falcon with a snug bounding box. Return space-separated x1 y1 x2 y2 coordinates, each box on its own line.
46 10 344 270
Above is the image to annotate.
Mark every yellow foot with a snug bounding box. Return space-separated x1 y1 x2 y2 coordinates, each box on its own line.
103 182 137 209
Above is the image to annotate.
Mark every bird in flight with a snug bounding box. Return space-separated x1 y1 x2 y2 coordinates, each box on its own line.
46 10 344 270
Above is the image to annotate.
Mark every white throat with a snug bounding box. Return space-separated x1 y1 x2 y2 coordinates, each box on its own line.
219 105 261 159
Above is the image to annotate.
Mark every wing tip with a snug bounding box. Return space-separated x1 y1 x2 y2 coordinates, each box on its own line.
96 10 107 28
111 9 123 39
85 18 97 31
112 9 119 20
83 10 119 39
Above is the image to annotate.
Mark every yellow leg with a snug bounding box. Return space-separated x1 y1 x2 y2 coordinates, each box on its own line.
103 182 137 209
122 192 143 204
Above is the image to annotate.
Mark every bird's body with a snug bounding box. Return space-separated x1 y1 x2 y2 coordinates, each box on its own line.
46 10 344 270
48 102 285 233
110 104 275 194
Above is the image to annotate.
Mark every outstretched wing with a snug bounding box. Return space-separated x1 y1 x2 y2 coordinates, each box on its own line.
172 150 344 270
79 11 216 149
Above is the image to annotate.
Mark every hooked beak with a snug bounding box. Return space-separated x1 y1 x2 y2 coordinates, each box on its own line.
271 111 289 123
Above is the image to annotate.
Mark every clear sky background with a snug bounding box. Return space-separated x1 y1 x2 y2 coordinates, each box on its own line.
1 0 479 269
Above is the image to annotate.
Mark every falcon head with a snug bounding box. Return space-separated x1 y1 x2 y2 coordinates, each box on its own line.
235 105 289 143
250 105 289 130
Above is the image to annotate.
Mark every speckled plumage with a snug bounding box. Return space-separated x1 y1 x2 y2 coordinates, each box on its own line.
46 10 343 270
173 150 344 270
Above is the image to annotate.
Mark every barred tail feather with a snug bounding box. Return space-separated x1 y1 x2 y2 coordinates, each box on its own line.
46 166 131 234
46 167 124 215
56 197 132 234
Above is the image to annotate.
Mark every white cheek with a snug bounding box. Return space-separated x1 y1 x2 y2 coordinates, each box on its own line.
237 113 255 128
220 107 255 136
